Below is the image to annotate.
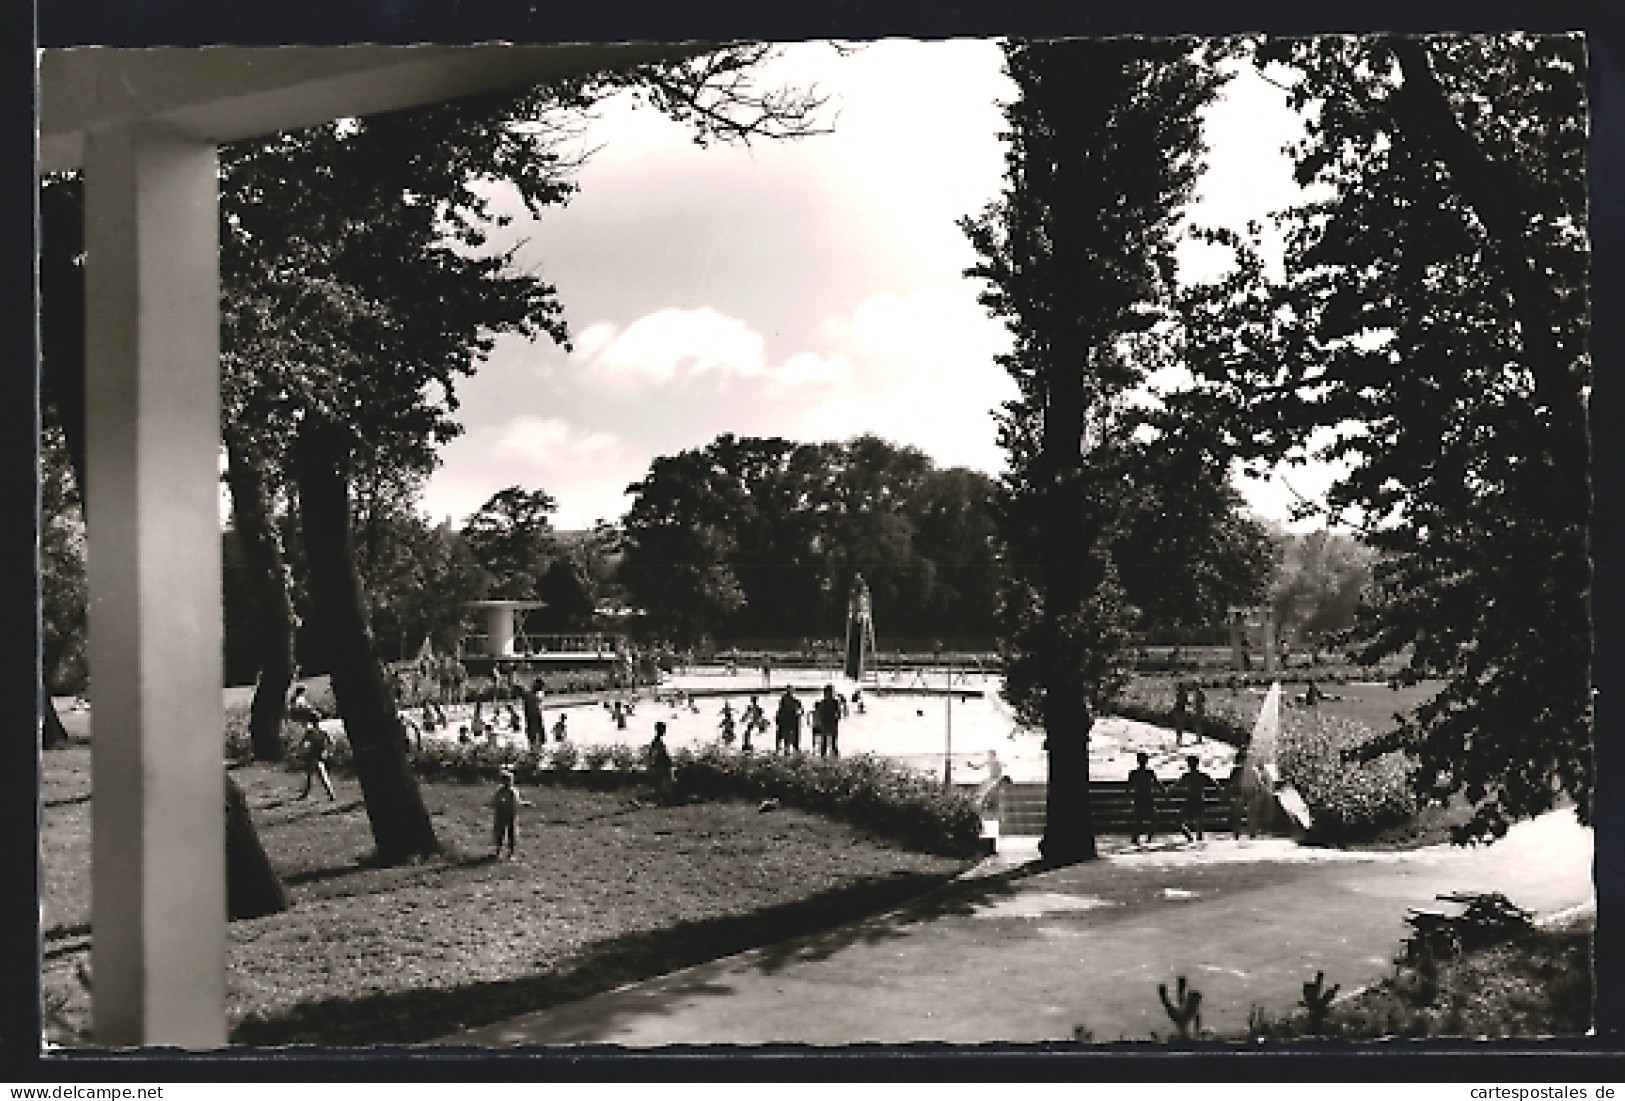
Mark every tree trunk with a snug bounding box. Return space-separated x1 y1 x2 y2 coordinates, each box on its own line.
226 773 289 919
1038 521 1098 865
1037 368 1097 865
224 435 296 762
293 417 440 863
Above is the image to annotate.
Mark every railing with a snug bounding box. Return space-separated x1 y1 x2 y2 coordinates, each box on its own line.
459 632 625 659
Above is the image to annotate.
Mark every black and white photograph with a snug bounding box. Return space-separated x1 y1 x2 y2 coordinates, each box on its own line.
32 17 1602 1058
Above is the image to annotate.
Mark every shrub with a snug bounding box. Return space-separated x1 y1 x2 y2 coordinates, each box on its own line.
609 743 643 775
580 744 613 772
546 741 580 774
1277 709 1415 843
670 746 982 856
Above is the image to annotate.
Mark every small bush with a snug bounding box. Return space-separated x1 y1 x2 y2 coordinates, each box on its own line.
1277 709 1414 843
581 744 613 772
670 746 982 856
609 744 643 775
546 741 580 774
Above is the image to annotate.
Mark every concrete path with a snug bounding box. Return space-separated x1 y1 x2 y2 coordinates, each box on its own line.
445 809 1592 1047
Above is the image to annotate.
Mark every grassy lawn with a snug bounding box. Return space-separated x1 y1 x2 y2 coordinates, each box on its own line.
41 746 971 1046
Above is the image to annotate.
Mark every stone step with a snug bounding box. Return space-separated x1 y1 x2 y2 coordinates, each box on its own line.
994 780 1236 836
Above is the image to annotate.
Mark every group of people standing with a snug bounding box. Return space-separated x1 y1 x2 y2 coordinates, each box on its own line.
1171 681 1208 747
770 684 847 758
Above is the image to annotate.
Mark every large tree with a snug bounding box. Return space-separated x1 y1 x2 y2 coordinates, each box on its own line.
962 39 1229 864
1113 428 1279 643
618 433 1003 645
460 486 562 602
1181 35 1590 841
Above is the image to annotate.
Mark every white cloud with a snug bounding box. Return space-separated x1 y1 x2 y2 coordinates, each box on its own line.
777 351 852 387
491 416 625 467
423 416 642 529
823 285 1010 390
587 307 766 384
570 320 618 362
797 286 1015 471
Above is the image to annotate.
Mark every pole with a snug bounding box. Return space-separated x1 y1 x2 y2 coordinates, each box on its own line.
944 655 953 786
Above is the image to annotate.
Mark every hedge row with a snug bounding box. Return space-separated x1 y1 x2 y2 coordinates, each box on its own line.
671 745 984 857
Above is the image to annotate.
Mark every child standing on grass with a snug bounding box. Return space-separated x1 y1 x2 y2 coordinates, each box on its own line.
297 716 335 801
647 722 674 791
490 766 531 860
741 695 766 752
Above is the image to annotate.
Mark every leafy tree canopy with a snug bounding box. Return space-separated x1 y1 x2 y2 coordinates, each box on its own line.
1174 34 1590 840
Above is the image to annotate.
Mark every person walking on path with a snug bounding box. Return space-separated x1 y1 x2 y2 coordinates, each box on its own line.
489 766 531 860
1175 755 1217 842
552 713 570 743
1173 681 1189 746
774 687 803 754
521 679 545 754
1127 751 1165 844
1192 684 1207 744
813 684 842 758
296 713 336 801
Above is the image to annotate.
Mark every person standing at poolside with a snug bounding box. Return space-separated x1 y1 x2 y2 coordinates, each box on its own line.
775 687 803 754
520 678 545 754
813 684 842 758
1192 684 1207 744
741 695 766 752
1173 681 1189 746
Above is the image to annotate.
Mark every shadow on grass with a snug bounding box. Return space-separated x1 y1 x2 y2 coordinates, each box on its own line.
230 868 967 1047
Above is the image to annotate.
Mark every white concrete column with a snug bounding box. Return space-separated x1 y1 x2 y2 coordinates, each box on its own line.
486 604 515 657
83 123 225 1047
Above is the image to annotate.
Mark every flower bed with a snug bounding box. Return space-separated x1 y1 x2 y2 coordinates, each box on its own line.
671 745 984 857
1276 708 1415 842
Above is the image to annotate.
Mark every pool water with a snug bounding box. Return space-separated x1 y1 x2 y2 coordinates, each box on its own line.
396 666 1237 784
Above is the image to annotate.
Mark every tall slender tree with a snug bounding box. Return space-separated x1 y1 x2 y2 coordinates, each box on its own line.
962 39 1229 864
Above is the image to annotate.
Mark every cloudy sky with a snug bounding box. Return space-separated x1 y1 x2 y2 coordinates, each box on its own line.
420 39 1342 531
